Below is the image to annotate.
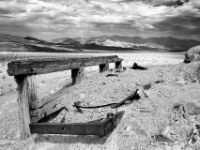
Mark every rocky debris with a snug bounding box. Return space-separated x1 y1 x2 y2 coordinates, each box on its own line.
0 92 4 97
131 62 147 70
106 74 118 77
143 90 151 98
160 125 171 137
80 93 85 99
126 126 132 132
188 124 200 145
152 134 174 144
50 90 55 94
109 69 113 72
181 62 200 83
185 102 200 116
184 59 191 64
138 108 151 113
170 103 188 123
115 67 126 73
115 69 123 73
143 83 152 90
185 45 200 62
3 57 200 150
154 80 165 84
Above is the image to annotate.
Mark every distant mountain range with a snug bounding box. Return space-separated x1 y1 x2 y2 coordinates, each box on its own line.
0 34 81 53
82 37 169 50
73 36 200 52
0 34 200 52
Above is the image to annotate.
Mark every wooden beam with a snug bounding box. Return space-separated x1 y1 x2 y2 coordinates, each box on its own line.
37 107 67 123
30 98 62 117
30 123 104 135
115 60 122 69
31 104 65 123
71 66 85 85
14 74 38 139
30 86 73 109
7 56 121 76
99 63 109 73
49 108 67 123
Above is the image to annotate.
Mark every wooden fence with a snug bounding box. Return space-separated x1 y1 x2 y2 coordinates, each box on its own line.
7 55 123 139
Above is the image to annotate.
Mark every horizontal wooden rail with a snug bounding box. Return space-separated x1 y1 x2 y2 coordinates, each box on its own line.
7 55 122 76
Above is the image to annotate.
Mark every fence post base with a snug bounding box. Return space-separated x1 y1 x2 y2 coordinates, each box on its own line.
14 74 38 139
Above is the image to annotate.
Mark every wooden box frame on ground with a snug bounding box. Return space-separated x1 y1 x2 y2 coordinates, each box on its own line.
7 55 123 139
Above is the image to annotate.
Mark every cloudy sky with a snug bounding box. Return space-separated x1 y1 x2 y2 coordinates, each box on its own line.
0 0 200 40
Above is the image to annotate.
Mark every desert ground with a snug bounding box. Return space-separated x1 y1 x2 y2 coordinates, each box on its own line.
1 51 200 150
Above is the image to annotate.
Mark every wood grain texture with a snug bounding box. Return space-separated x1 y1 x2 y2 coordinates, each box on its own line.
30 98 62 117
31 104 65 123
71 66 85 85
14 75 37 139
7 55 122 75
30 85 73 109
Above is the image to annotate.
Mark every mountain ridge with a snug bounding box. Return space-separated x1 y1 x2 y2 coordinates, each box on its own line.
1 33 200 52
0 34 80 53
72 35 200 51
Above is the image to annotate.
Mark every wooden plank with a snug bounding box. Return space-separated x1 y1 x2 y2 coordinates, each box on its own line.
14 75 37 139
7 56 121 76
30 99 62 117
30 123 104 135
37 107 67 123
30 86 72 109
71 66 85 85
31 104 65 123
49 108 67 123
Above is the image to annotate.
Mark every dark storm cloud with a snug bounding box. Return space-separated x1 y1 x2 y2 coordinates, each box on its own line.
0 0 200 40
152 6 200 40
0 8 11 14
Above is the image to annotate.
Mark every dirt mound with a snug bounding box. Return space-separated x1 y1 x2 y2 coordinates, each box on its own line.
185 45 200 62
182 62 200 83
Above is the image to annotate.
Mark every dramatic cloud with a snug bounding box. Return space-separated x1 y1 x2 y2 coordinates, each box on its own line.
0 0 200 40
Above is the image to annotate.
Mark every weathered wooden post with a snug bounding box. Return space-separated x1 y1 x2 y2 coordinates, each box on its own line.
71 66 85 85
14 74 38 139
99 62 109 73
115 60 122 69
